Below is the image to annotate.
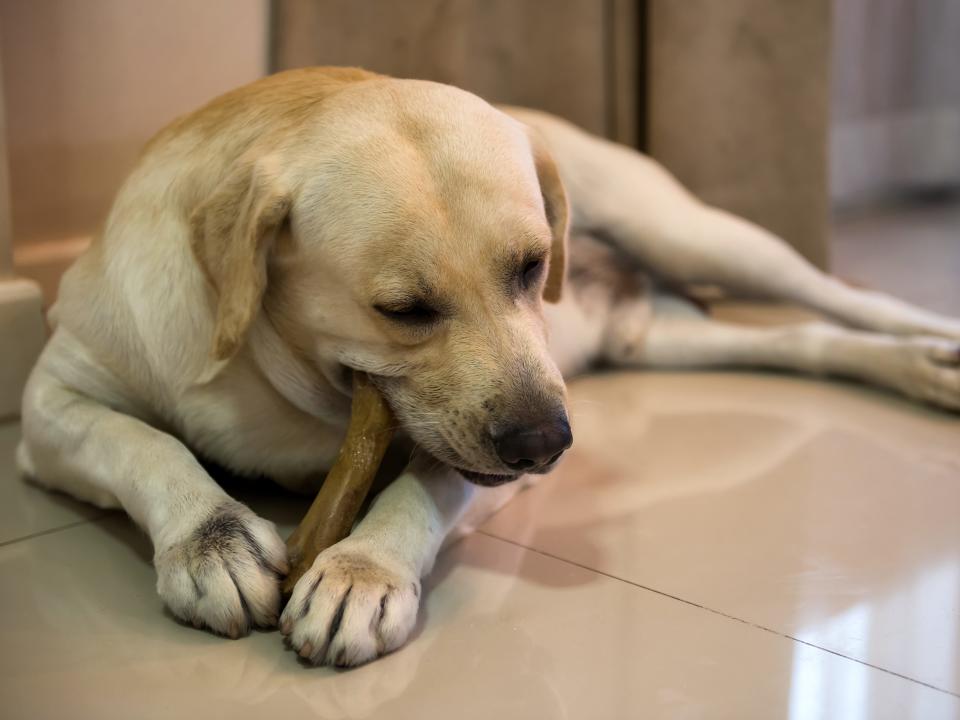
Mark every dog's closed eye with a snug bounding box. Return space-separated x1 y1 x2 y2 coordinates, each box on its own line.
374 301 440 326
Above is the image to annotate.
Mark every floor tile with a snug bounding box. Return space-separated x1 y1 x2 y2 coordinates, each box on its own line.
1 516 956 720
0 422 102 545
481 371 960 696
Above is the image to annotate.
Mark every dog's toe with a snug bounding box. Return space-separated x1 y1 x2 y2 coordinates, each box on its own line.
155 502 288 637
888 338 960 411
281 541 420 667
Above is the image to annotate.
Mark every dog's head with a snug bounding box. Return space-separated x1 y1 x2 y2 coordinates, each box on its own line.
190 75 571 485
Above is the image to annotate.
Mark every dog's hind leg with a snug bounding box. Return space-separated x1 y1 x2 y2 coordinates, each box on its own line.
648 203 960 341
520 109 960 340
603 297 960 411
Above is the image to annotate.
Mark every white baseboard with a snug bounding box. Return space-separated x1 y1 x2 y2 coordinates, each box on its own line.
0 277 47 420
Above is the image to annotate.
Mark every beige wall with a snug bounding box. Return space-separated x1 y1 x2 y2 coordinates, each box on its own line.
0 0 267 295
0 51 12 279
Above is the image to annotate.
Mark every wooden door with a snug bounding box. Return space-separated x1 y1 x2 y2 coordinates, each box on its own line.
271 0 640 147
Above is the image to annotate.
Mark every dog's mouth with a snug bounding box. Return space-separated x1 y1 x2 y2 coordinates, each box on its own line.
455 452 567 485
355 372 530 488
453 466 520 487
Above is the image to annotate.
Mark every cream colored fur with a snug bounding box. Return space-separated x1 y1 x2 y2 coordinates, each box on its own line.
18 68 960 667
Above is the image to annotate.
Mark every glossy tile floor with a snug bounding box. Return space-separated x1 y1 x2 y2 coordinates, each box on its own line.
2 202 960 719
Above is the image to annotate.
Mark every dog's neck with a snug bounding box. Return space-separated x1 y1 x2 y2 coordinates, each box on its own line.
247 312 352 426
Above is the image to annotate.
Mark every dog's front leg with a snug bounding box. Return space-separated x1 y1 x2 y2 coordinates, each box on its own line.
20 360 289 638
280 454 475 667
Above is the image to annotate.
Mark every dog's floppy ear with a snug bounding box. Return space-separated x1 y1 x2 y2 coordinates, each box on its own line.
528 131 569 304
190 156 290 363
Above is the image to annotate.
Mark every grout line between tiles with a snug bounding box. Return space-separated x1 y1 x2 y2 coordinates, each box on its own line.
4 507 956 700
0 515 108 549
476 529 960 699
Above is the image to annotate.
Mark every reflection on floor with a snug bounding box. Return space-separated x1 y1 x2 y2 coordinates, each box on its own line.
2 202 959 719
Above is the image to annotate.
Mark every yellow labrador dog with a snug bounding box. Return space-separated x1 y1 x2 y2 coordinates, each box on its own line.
18 68 960 667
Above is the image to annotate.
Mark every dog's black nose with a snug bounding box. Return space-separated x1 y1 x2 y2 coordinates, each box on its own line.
493 418 573 472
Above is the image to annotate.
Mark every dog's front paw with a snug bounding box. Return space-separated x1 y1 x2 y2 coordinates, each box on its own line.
280 542 420 667
154 502 289 638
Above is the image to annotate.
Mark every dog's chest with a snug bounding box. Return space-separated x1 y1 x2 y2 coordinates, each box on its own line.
175 361 347 491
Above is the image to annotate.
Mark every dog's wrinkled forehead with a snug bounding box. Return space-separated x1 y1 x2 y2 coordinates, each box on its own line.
296 81 548 253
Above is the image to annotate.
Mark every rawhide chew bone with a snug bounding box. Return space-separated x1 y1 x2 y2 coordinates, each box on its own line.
282 372 395 595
